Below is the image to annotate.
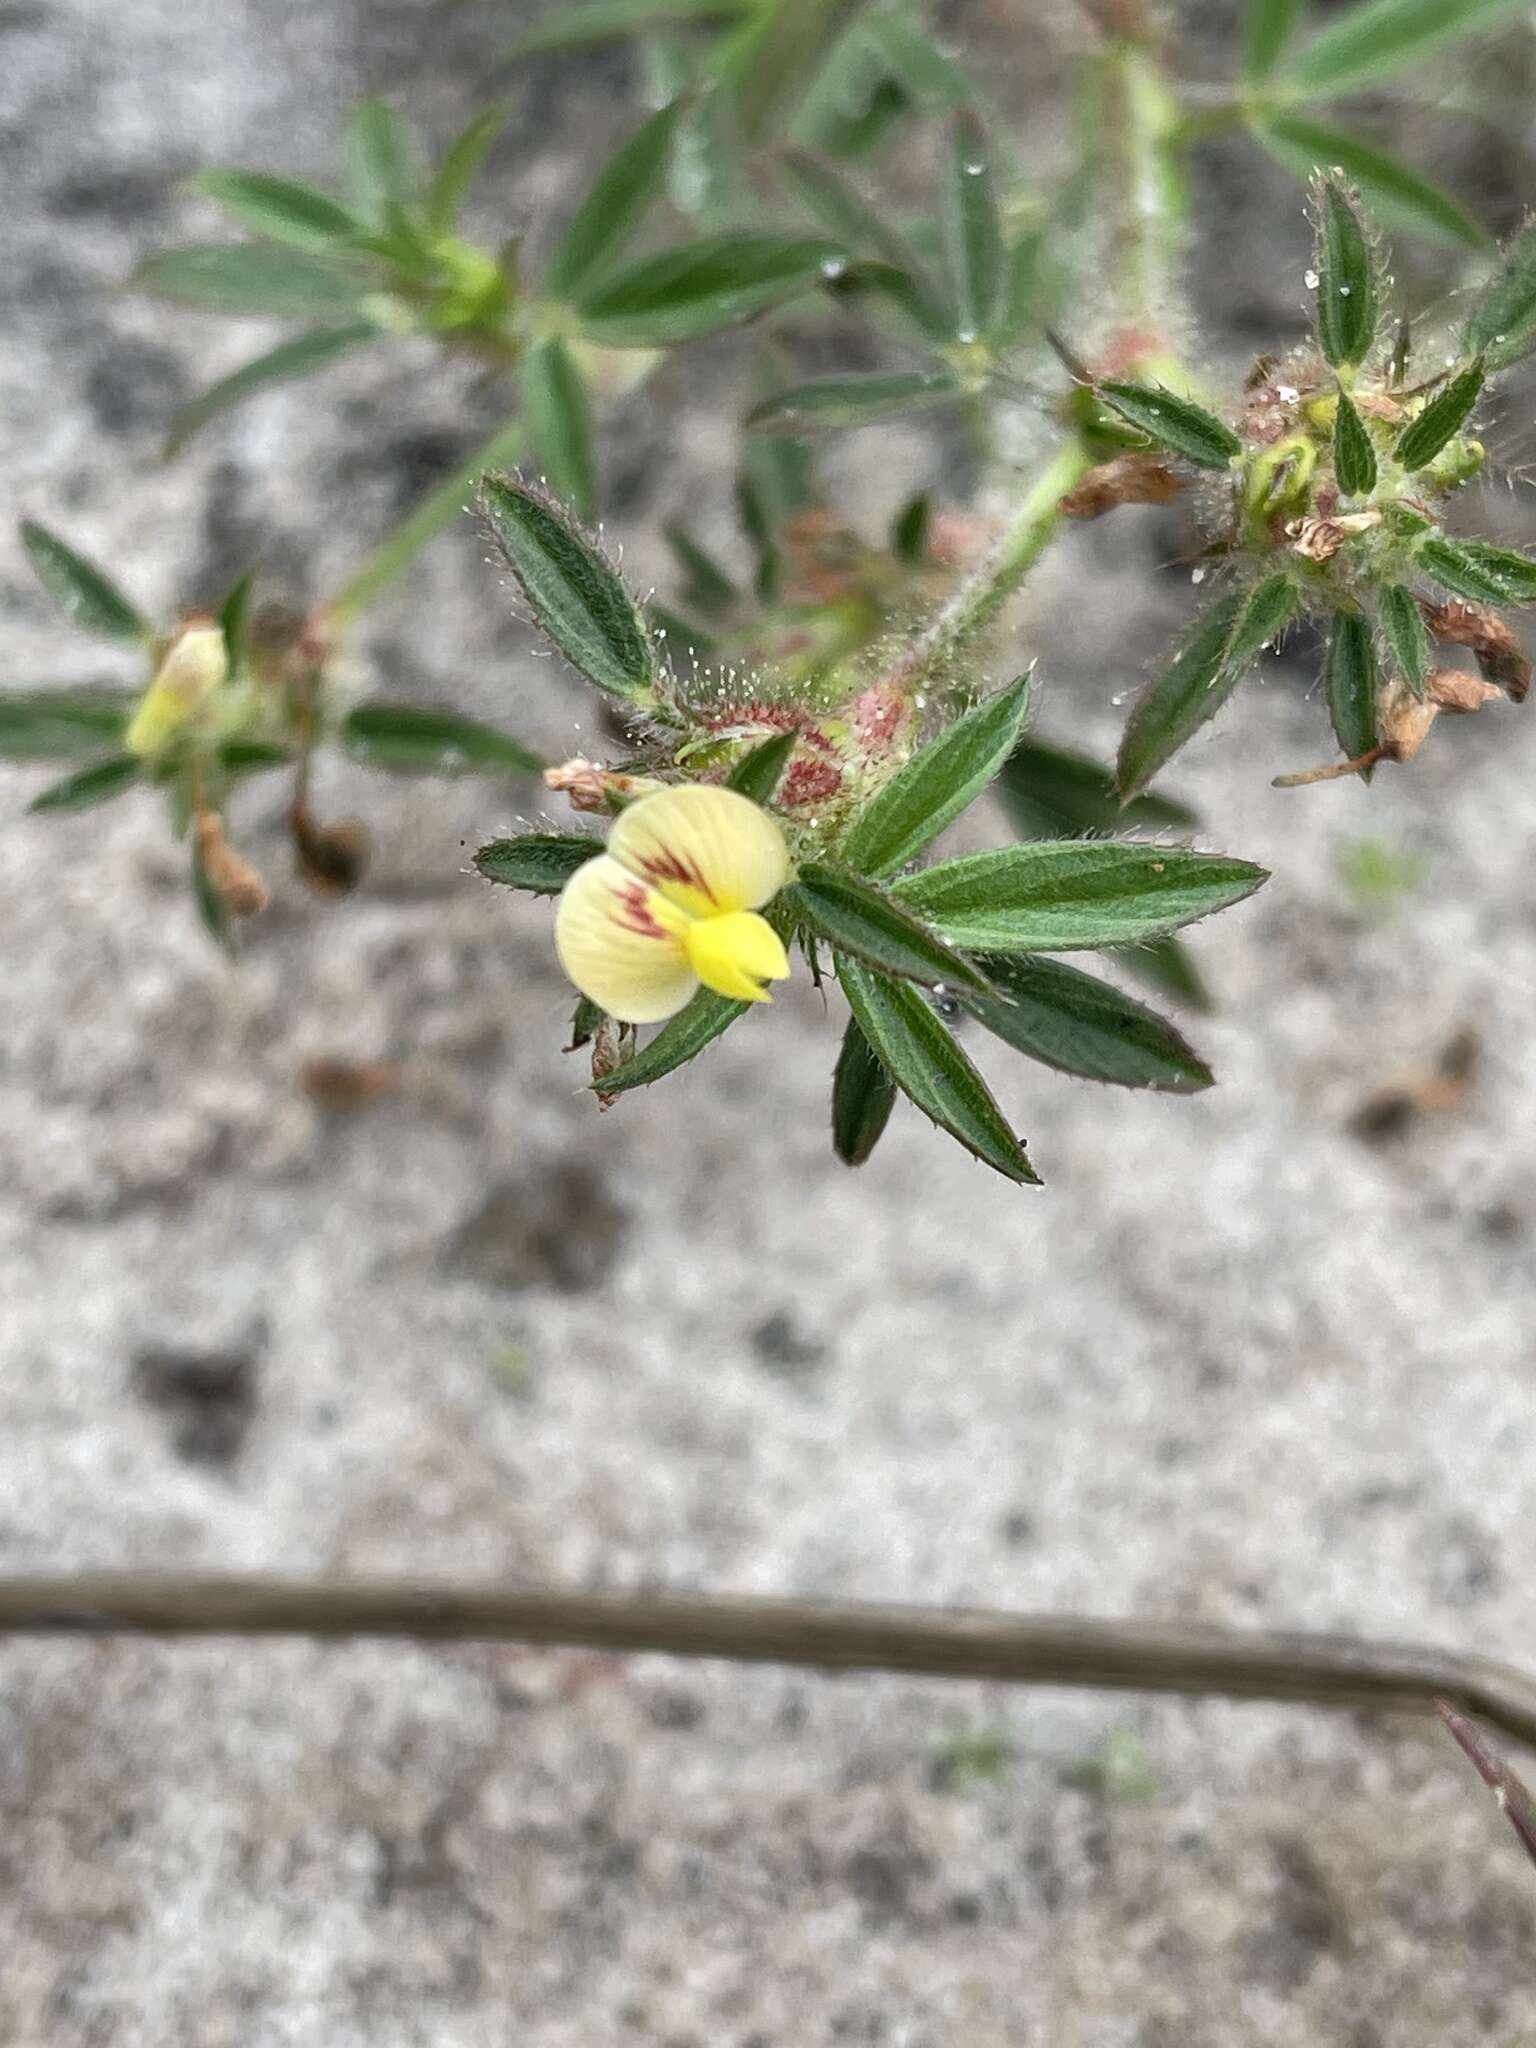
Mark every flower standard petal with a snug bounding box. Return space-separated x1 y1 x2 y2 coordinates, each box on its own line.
608 784 790 917
683 910 790 1004
554 853 700 1023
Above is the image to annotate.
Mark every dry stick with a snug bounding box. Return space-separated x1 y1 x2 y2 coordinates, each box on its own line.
2 1575 1536 1747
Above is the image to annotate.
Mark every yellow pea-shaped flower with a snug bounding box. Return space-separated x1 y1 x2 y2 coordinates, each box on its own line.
555 784 792 1024
124 625 228 758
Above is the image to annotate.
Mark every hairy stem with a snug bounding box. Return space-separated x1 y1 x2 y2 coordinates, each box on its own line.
2 1573 1535 1748
898 436 1096 688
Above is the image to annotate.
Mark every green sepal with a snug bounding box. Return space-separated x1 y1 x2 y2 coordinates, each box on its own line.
1333 386 1378 495
725 730 795 803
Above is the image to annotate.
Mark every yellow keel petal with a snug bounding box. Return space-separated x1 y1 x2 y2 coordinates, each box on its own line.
683 911 790 1005
554 854 699 1024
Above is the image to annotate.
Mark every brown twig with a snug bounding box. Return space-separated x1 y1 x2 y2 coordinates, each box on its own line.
1 1575 1535 1747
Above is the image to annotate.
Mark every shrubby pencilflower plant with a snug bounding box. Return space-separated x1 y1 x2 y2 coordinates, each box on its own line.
554 786 792 1022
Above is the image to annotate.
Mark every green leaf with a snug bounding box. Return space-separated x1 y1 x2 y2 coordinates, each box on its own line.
725 729 795 803
574 234 843 345
165 324 376 456
665 525 738 614
425 105 511 234
1284 0 1527 98
0 689 134 760
20 521 151 643
892 492 931 565
1379 583 1429 691
194 171 360 250
837 957 1038 1185
1116 933 1212 1014
998 226 1044 346
1314 177 1378 369
822 256 952 341
831 1014 897 1166
473 832 600 892
1326 609 1380 764
789 863 994 994
345 98 419 226
340 704 542 775
522 338 596 519
482 475 656 697
1118 577 1298 798
1253 117 1488 252
843 674 1033 879
136 243 364 316
508 0 753 56
1394 360 1485 471
943 109 1004 341
1418 537 1536 605
1242 0 1307 80
893 841 1268 951
216 739 291 776
544 99 687 301
746 370 960 435
217 572 254 671
777 148 945 329
1097 383 1240 471
1333 385 1378 495
595 986 750 1093
27 753 144 814
995 737 1197 841
1464 222 1536 370
970 952 1213 1092
859 12 972 111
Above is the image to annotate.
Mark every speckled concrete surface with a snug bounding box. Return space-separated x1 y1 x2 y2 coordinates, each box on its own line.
4 2 1536 2042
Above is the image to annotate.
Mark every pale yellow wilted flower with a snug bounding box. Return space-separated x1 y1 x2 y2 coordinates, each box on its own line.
554 784 791 1024
124 624 227 758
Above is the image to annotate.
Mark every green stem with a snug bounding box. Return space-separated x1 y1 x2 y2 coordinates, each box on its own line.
1102 40 1189 340
899 436 1096 687
328 412 525 622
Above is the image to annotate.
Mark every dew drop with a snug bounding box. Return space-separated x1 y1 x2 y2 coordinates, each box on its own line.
1277 384 1299 403
1190 565 1207 585
1304 268 1320 290
963 159 987 177
819 255 848 279
956 325 978 344
1338 283 1352 297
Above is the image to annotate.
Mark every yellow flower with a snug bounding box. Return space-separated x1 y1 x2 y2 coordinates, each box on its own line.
124 625 227 758
555 784 792 1024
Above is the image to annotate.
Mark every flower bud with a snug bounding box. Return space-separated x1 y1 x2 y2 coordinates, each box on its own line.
125 624 227 758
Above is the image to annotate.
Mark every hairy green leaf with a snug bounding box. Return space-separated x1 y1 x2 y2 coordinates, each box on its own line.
574 233 842 345
777 148 946 329
1465 222 1536 370
995 737 1197 841
483 475 656 697
1379 583 1429 692
746 370 960 435
1419 536 1536 605
0 690 134 760
859 12 972 110
1394 360 1486 473
843 674 1033 878
340 704 541 775
425 105 512 233
27 752 144 814
195 171 360 250
1254 117 1488 251
831 1014 897 1165
544 100 687 300
1326 609 1379 765
725 729 796 803
1097 383 1241 471
1333 386 1378 495
1117 594 1245 799
1285 0 1527 98
345 98 419 226
20 521 151 643
838 957 1038 1185
136 242 364 315
217 572 254 673
1116 933 1213 1014
665 525 738 614
822 256 952 341
1314 177 1377 368
970 952 1213 1092
165 324 376 455
522 338 596 519
790 864 993 994
595 986 750 1093
474 832 600 892
893 841 1268 951
944 108 1004 341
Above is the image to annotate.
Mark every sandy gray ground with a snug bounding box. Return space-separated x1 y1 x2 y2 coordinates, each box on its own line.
4 1 1536 2042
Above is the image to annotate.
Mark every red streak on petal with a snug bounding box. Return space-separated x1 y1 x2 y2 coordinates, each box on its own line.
636 848 715 902
611 880 674 940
